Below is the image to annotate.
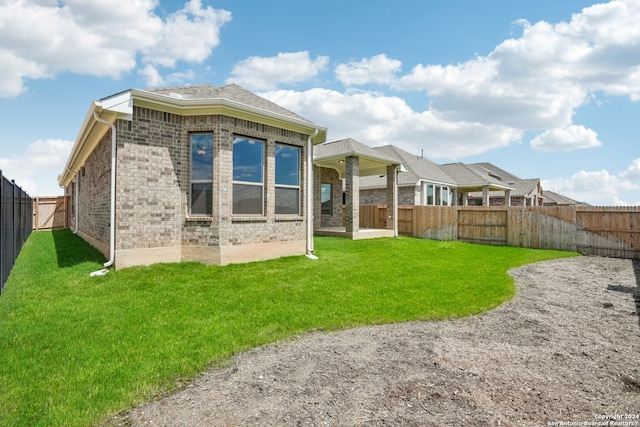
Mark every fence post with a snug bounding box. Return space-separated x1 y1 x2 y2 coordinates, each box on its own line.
0 170 3 294
0 174 33 295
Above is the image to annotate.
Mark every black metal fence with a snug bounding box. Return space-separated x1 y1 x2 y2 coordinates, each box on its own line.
1 171 33 294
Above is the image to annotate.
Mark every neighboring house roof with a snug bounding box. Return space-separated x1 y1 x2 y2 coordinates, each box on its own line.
468 162 521 182
440 162 514 192
543 191 589 206
359 145 457 189
314 138 402 178
59 84 326 188
463 162 540 198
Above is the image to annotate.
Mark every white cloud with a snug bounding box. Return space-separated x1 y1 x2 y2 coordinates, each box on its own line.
542 171 619 206
226 51 329 91
394 0 640 133
142 0 231 68
262 88 521 160
138 65 165 88
530 125 602 152
138 64 195 88
0 139 73 196
620 158 640 181
335 54 402 86
543 156 640 206
0 0 231 97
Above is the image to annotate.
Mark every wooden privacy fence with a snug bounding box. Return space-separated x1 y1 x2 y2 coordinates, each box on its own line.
32 196 70 230
360 205 640 259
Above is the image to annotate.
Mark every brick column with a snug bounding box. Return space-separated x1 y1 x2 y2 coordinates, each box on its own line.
386 164 396 230
345 156 359 233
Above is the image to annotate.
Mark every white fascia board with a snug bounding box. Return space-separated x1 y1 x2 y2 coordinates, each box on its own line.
58 101 101 187
100 90 133 118
57 96 132 188
314 151 399 166
418 178 458 188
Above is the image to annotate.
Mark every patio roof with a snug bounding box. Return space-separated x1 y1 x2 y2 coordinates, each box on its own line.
314 138 402 179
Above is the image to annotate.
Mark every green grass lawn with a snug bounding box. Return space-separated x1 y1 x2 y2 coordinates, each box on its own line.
0 230 577 426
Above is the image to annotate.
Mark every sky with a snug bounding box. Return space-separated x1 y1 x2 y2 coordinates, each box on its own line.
1 0 639 206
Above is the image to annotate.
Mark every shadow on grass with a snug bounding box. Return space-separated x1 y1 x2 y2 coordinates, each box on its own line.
51 229 106 268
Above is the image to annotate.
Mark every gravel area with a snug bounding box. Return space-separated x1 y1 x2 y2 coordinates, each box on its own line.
118 256 640 426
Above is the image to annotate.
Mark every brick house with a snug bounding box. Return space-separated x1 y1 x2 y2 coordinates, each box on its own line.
58 84 326 269
357 145 517 207
459 163 544 206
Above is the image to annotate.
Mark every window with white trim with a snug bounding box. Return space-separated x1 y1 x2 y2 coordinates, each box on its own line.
232 136 264 215
275 144 301 215
321 183 332 215
190 133 213 216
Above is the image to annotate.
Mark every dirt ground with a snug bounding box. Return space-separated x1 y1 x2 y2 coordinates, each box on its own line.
121 256 640 426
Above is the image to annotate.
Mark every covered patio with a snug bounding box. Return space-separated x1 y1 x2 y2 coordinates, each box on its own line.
313 138 405 240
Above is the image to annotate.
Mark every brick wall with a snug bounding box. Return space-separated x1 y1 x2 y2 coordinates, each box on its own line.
114 108 309 259
77 132 112 251
361 187 416 205
115 110 183 250
316 167 342 228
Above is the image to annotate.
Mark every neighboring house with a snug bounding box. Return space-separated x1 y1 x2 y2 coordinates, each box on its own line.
542 191 589 206
356 144 518 207
462 163 544 206
324 143 544 208
58 84 326 269
359 145 458 206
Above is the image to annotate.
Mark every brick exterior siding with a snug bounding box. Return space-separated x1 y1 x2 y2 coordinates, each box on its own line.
73 105 311 267
315 166 342 228
360 186 416 206
74 132 112 253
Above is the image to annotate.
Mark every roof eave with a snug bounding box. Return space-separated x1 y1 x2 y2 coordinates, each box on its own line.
131 89 327 144
58 101 102 188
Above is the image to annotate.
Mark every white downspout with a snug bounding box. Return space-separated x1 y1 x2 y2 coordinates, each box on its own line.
91 112 116 274
305 129 319 260
394 165 399 237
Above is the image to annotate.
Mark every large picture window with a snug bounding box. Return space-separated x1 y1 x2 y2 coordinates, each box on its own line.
190 133 213 216
233 136 264 215
275 144 301 215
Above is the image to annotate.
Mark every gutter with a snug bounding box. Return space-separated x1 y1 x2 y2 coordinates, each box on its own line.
305 129 319 260
91 112 117 272
394 165 400 237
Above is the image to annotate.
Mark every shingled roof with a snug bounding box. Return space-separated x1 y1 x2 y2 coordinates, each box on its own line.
145 84 312 123
314 138 402 178
360 145 456 188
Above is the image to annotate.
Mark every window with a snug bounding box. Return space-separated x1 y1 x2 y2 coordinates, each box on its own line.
275 144 301 215
233 136 264 215
427 184 433 205
190 133 213 216
321 183 332 215
442 186 449 205
435 186 442 206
